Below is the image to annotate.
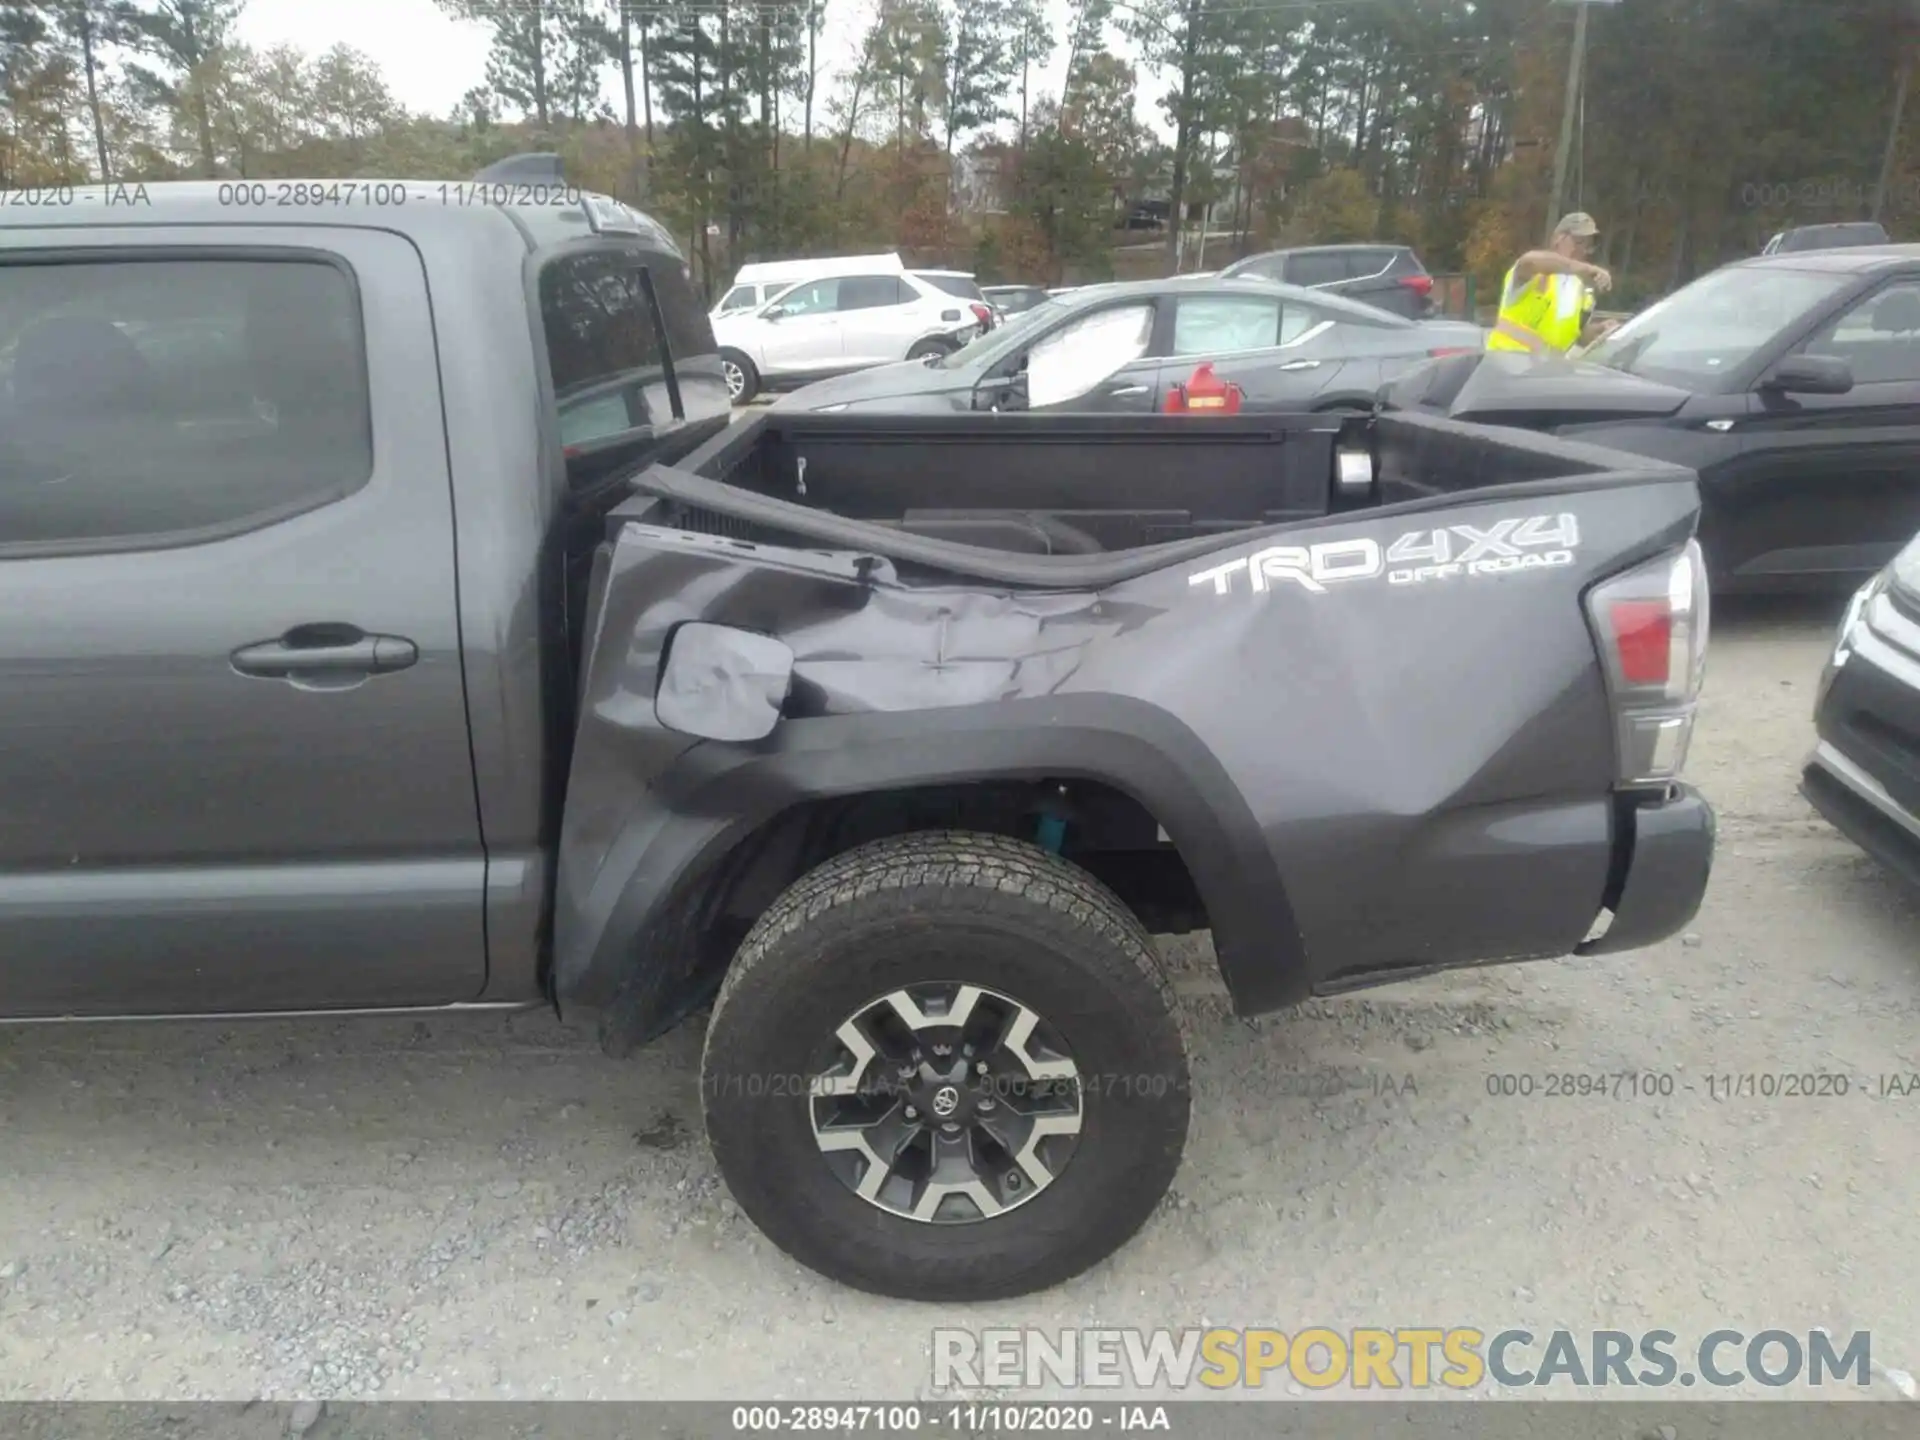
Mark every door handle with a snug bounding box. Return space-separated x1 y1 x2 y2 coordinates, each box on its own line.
1277 359 1321 372
1106 383 1149 396
231 625 418 681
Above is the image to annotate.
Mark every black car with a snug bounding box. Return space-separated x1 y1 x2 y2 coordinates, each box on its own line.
1379 244 1920 594
1763 222 1890 256
1219 244 1436 319
1803 535 1920 889
981 283 1051 315
776 274 1483 416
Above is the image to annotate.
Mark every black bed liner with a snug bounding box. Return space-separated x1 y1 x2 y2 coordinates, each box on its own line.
616 407 1696 589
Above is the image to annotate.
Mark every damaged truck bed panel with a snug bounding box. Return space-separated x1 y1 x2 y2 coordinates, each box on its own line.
554 408 1715 1048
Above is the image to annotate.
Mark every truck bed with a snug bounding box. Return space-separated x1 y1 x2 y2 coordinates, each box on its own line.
671 410 1356 556
554 405 1710 1048
613 406 1688 582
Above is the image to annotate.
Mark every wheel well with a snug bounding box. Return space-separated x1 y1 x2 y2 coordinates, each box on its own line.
635 779 1210 1040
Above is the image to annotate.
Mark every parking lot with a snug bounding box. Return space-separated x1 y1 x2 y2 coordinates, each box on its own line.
4 590 1920 1402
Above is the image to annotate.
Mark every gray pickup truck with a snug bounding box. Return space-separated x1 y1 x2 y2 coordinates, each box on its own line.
0 164 1714 1303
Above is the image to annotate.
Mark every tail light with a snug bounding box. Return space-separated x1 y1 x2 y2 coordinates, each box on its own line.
1400 274 1434 296
1585 540 1710 786
970 303 991 328
1428 346 1475 357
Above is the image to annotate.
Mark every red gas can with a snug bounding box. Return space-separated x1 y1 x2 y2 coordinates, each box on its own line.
1163 361 1243 414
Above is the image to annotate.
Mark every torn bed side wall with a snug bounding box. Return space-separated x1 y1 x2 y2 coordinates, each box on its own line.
548 522 1189 1022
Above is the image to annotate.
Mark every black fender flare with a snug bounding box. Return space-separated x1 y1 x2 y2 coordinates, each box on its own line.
553 693 1307 1035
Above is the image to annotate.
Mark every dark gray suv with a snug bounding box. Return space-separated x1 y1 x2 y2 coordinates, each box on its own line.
1221 244 1435 319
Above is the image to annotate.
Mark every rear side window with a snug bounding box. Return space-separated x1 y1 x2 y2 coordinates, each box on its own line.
1285 252 1348 287
839 275 911 310
0 256 372 549
1283 304 1333 343
648 254 718 363
918 273 983 301
1344 249 1397 278
1171 294 1284 354
539 251 671 447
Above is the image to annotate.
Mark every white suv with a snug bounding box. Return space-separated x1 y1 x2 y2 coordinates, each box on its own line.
713 269 984 404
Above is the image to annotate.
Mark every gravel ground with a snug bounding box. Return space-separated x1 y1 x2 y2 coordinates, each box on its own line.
4 591 1920 1405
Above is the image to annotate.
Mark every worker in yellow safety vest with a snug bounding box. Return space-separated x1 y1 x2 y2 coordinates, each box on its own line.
1487 212 1617 356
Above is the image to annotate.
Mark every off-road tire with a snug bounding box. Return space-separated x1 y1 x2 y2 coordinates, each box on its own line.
701 830 1190 1302
721 349 759 405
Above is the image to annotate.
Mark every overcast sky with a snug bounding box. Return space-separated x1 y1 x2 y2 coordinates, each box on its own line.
235 0 1168 136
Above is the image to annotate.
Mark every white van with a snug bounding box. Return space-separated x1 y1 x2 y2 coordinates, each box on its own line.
711 253 906 318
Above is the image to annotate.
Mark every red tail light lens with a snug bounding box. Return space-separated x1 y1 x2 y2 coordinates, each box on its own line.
1610 600 1674 686
1585 540 1710 785
1400 274 1434 295
970 303 991 326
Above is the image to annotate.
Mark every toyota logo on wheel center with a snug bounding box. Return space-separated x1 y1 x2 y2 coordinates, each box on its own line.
931 1085 961 1117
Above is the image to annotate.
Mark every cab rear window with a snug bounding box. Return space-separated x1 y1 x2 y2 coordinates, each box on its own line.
540 251 667 447
537 247 717 450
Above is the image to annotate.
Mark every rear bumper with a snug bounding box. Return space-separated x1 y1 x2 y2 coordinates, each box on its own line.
1575 784 1716 955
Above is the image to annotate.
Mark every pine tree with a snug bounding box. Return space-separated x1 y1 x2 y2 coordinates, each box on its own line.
121 0 246 177
435 0 606 134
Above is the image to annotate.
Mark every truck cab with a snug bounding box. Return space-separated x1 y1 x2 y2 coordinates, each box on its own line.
0 161 728 1018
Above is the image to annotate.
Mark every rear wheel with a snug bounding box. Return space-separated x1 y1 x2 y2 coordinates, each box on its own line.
701 831 1190 1302
721 349 759 405
907 338 954 364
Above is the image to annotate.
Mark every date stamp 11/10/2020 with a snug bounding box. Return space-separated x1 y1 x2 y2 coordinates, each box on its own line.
1 179 590 211
1484 1069 1920 1101
694 1065 1920 1106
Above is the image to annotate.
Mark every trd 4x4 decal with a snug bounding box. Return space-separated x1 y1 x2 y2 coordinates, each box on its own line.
1187 513 1581 596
